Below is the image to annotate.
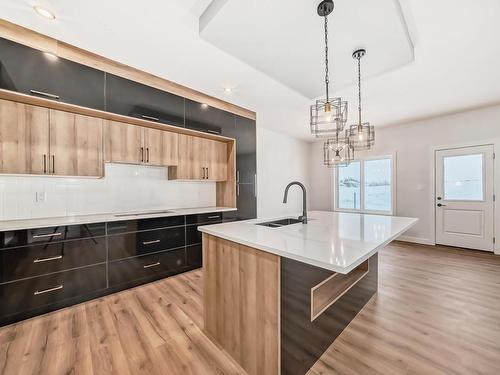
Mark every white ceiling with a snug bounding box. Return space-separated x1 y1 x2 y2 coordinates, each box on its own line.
1 0 500 142
200 0 414 99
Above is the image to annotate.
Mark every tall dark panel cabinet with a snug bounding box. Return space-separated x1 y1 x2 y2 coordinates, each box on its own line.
0 38 105 109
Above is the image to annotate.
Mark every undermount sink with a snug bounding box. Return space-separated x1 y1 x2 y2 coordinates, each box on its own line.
114 210 174 217
256 218 303 228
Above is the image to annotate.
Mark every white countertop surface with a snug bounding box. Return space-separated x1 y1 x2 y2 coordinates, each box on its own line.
199 211 418 274
0 207 236 231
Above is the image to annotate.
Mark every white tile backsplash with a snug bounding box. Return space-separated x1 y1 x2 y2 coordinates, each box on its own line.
0 163 216 220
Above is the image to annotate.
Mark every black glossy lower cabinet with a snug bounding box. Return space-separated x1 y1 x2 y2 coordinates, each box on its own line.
0 264 106 319
108 249 186 288
0 237 106 283
0 212 221 326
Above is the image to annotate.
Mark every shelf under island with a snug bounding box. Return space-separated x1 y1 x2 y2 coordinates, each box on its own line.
199 211 417 375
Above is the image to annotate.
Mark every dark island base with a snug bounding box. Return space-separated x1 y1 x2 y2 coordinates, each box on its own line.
281 254 378 375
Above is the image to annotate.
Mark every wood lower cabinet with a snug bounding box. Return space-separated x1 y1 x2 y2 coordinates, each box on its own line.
105 120 179 167
172 134 227 181
50 110 103 176
0 99 49 174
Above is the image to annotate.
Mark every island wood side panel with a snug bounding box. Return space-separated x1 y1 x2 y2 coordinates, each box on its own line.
203 233 280 375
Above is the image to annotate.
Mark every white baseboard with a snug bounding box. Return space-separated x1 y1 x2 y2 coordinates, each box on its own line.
396 235 435 246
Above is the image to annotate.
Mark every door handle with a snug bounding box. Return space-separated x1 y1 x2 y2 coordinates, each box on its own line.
30 89 60 100
140 147 144 163
34 255 63 263
142 239 160 245
206 168 209 179
141 115 159 122
51 155 55 174
437 203 446 207
33 232 63 239
43 154 47 174
202 167 206 179
146 148 150 163
143 262 161 269
34 284 63 296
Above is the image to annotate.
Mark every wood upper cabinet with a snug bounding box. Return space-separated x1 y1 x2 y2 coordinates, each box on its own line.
0 99 49 174
49 110 103 177
0 99 103 177
104 120 179 167
104 120 142 164
172 134 227 181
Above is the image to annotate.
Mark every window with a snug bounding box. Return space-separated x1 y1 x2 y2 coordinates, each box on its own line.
335 156 394 214
443 154 484 201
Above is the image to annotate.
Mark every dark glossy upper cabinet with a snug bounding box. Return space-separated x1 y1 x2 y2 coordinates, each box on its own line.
105 74 184 127
185 99 235 135
0 38 105 109
234 115 256 183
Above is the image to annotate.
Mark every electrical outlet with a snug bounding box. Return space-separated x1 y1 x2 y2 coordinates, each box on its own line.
36 191 46 202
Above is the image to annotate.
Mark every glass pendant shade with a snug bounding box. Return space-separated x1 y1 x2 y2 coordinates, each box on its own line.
323 131 354 168
348 123 375 151
310 98 348 137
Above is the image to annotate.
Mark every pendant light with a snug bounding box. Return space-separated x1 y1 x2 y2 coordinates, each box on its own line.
348 49 375 150
310 0 348 137
323 131 354 168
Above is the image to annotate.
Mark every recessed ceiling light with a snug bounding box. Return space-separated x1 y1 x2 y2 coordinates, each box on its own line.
201 103 209 109
43 51 58 60
224 87 232 93
33 5 56 20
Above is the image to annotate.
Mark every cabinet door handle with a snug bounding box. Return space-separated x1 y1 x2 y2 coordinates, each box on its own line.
33 232 62 239
34 285 63 296
207 215 220 219
30 89 60 100
51 155 55 174
237 184 240 196
206 168 209 179
146 148 150 163
141 115 159 122
34 255 63 263
207 129 221 135
236 170 240 183
202 167 205 179
140 147 144 163
43 154 47 174
142 239 160 245
143 262 161 269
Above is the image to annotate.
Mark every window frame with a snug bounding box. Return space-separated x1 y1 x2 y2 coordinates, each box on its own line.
334 154 396 216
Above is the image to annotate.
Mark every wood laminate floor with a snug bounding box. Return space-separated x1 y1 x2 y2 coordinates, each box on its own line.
1 242 500 375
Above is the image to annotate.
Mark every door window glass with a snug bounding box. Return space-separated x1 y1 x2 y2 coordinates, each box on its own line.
443 154 483 200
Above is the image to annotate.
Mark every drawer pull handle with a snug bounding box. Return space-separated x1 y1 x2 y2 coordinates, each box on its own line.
142 239 160 245
29 89 60 99
34 285 63 296
207 129 221 134
207 216 220 219
143 262 161 269
33 232 63 239
141 115 160 122
34 255 63 263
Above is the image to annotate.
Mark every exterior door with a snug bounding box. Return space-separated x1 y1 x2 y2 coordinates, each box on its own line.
435 145 494 251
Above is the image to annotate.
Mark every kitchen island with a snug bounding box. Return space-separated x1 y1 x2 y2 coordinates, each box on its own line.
199 210 417 375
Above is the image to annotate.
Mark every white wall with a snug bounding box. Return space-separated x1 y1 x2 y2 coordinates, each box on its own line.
0 163 215 220
256 127 310 218
309 104 500 254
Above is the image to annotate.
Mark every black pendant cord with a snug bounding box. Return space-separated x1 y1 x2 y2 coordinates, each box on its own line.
357 55 362 127
324 15 329 102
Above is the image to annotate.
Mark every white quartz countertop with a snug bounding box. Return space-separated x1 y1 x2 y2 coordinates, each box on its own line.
199 211 418 274
0 207 236 231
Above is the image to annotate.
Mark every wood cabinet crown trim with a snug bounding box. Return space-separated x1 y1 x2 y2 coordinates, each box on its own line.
0 19 256 121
